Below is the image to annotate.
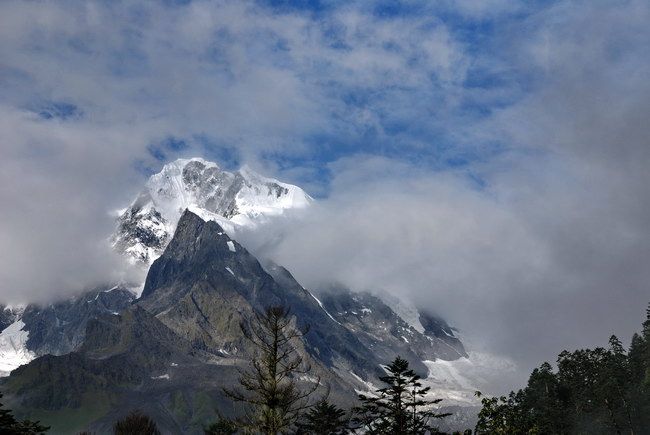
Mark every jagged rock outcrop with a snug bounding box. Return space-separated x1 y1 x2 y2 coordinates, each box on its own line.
3 306 238 434
21 286 135 356
0 286 136 376
0 306 22 331
319 288 466 375
139 210 382 381
1 210 471 433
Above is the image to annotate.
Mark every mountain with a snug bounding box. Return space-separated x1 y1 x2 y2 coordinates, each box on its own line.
2 306 239 434
0 286 135 376
0 158 485 432
138 210 393 383
319 287 466 371
113 158 311 265
0 211 359 433
0 306 22 332
20 286 136 356
0 306 32 377
1 210 474 433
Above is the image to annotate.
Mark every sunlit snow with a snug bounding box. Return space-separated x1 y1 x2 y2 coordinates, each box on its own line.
114 158 312 265
421 351 518 407
0 320 36 376
378 292 426 333
151 374 170 380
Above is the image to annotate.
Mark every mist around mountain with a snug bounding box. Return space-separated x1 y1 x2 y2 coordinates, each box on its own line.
113 158 312 265
0 210 474 433
0 159 487 433
0 287 135 377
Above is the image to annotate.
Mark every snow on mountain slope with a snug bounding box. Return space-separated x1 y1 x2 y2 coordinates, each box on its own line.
113 158 312 264
330 350 516 412
111 158 489 405
422 351 519 407
0 318 35 376
0 304 23 331
377 291 426 333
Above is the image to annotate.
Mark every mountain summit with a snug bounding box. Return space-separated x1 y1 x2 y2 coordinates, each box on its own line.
0 158 484 433
113 158 311 264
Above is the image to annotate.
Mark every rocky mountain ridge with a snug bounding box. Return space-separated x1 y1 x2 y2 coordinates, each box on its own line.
0 158 484 432
0 287 135 376
1 210 472 433
113 158 311 264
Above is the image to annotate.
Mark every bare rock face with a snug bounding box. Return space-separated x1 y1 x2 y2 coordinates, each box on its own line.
139 210 381 378
113 204 170 264
20 286 136 357
0 306 22 331
2 211 471 434
4 305 236 434
319 288 467 376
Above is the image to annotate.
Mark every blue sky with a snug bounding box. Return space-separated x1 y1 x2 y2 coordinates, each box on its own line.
1 0 650 381
1 0 553 193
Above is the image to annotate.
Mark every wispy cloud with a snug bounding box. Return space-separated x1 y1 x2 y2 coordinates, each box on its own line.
0 0 480 301
1 0 649 391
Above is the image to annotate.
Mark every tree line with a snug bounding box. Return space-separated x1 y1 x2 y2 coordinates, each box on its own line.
212 306 456 434
3 303 650 434
474 304 650 434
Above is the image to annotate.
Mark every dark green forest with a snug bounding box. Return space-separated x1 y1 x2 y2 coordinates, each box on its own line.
474 304 650 434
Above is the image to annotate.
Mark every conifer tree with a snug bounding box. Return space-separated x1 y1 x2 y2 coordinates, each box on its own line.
224 306 320 434
113 410 160 435
203 417 237 435
352 356 449 434
474 391 525 435
520 361 566 433
475 302 650 434
295 399 350 434
599 335 634 434
0 391 49 434
627 303 650 431
628 331 647 431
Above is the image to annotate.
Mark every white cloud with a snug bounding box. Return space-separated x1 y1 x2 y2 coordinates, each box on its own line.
1 0 650 395
239 0 650 385
0 0 471 303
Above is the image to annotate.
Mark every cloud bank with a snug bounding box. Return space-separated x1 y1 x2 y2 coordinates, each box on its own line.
1 0 649 389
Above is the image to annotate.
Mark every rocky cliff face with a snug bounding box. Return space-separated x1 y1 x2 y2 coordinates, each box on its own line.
1 210 472 433
21 286 135 356
0 286 135 376
138 210 383 381
0 306 22 331
3 305 240 434
0 155 480 432
319 287 466 375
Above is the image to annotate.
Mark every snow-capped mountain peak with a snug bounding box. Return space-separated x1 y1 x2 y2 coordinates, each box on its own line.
113 158 312 264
